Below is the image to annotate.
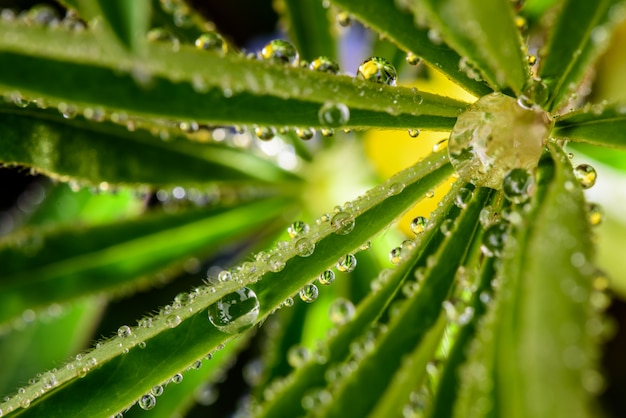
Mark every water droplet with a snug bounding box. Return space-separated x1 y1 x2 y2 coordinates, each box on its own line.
406 52 421 66
58 102 77 119
330 212 355 235
356 57 397 86
151 385 164 396
518 78 549 109
255 126 276 141
337 11 351 27
268 254 286 272
117 325 132 338
574 164 597 189
319 270 335 285
192 360 202 370
410 216 428 235
288 221 309 238
172 373 183 383
440 219 454 236
300 284 319 303
481 222 509 257
318 102 350 127
139 394 156 410
166 315 181 328
455 187 473 209
261 40 298 65
302 388 332 410
295 127 315 140
329 298 355 326
426 189 435 198
587 203 603 226
42 373 57 389
502 168 535 203
389 247 402 265
310 56 340 74
448 92 552 189
387 182 404 196
408 129 420 138
195 32 227 53
208 287 260 333
336 254 357 273
527 54 537 65
287 345 311 368
296 238 315 257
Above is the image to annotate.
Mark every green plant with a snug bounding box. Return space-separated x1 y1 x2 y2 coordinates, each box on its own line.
0 0 625 417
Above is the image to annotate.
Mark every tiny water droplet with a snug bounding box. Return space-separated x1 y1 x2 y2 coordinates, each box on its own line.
518 78 549 109
151 385 164 396
481 222 509 257
587 203 603 226
261 40 299 65
255 126 276 141
300 284 319 303
329 298 355 326
410 216 428 235
118 325 132 338
195 32 227 53
287 345 310 368
208 287 260 333
318 102 350 127
574 164 597 189
139 394 156 410
310 56 340 74
336 254 357 273
389 247 402 265
356 57 397 86
455 187 473 209
295 127 315 140
172 373 183 384
288 221 309 238
440 219 454 236
502 168 535 203
337 11 351 27
406 52 421 66
319 270 335 285
330 212 355 235
408 129 420 138
166 315 181 328
296 238 315 257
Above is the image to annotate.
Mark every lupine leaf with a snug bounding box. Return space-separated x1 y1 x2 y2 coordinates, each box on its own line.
281 0 336 60
553 102 626 149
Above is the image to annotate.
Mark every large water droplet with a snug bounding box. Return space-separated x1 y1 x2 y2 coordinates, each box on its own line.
288 221 309 238
195 32 227 53
118 325 132 338
502 168 535 203
296 238 315 257
356 57 397 86
574 164 597 189
410 216 428 235
261 40 298 65
139 394 156 410
330 212 355 235
310 56 340 74
208 287 260 333
481 222 509 257
318 102 350 127
448 92 552 189
300 284 319 303
336 254 357 273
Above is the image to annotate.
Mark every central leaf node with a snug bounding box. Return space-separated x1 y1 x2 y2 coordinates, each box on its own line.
448 92 553 189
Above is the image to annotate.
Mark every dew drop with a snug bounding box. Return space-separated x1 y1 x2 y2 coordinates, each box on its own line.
337 11 351 27
288 221 309 238
172 373 183 384
440 219 454 236
151 385 164 396
587 203 603 226
502 168 535 203
318 102 350 127
329 298 355 326
410 216 428 235
287 345 311 368
255 126 276 141
336 254 357 273
117 325 132 338
195 32 227 53
139 394 156 410
408 129 421 138
574 164 597 189
166 315 181 328
319 270 335 285
295 127 315 140
356 57 397 86
518 78 549 109
208 287 260 333
330 212 355 235
481 222 509 257
296 238 315 257
455 187 473 209
448 92 552 189
406 52 421 66
389 247 402 265
310 56 340 74
261 40 299 65
300 284 319 303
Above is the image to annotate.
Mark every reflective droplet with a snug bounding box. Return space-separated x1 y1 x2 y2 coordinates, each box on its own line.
336 254 357 273
218 270 232 282
440 219 454 236
410 216 428 235
329 298 355 326
195 32 227 53
310 56 340 74
408 129 420 138
172 373 183 383
455 187 473 209
389 247 402 265
587 203 603 226
574 164 597 189
502 168 535 203
300 284 319 303
518 78 549 109
151 385 164 396
337 11 351 27
406 52 421 66
261 40 298 65
255 126 276 141
296 238 315 257
481 222 509 257
208 287 260 333
318 102 350 127
448 92 552 189
139 394 156 410
356 57 397 86
166 315 181 328
287 345 310 368
295 127 315 140
330 211 355 235
319 269 335 286
118 325 132 338
288 221 309 238
302 388 332 411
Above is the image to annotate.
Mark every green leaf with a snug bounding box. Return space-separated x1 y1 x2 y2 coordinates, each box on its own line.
412 0 529 94
75 0 151 53
281 0 336 60
0 22 467 131
0 197 293 327
553 102 626 149
456 145 600 418
328 0 492 97
538 0 623 111
0 105 299 185
150 0 212 44
0 152 451 418
314 188 489 418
